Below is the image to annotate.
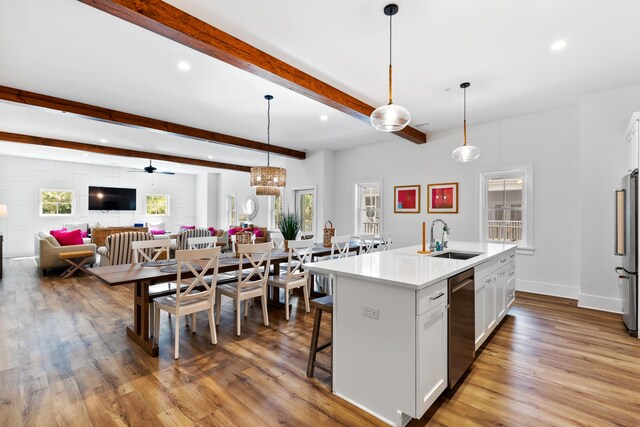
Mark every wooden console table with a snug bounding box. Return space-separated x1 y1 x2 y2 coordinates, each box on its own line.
91 227 149 247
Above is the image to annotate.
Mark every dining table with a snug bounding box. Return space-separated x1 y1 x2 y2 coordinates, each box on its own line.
87 242 366 357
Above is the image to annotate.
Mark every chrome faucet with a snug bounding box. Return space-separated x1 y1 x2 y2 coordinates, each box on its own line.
429 219 451 252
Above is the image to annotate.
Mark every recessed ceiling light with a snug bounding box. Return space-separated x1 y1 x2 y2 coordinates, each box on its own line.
177 61 191 71
82 153 89 157
176 164 181 168
207 155 213 159
550 40 567 51
320 115 329 121
99 138 108 143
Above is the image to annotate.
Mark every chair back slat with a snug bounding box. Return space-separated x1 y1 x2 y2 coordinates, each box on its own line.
176 228 212 250
330 235 352 259
176 247 221 303
131 239 171 263
188 236 218 250
358 234 376 255
237 242 273 294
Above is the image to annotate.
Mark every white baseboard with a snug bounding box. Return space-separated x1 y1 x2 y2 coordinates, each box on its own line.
578 293 623 314
516 278 579 299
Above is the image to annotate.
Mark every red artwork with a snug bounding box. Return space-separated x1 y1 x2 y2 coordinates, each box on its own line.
398 189 417 209
431 188 453 209
428 183 458 214
394 185 421 214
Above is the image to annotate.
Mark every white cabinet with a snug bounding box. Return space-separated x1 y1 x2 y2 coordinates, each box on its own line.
496 268 507 319
484 272 497 332
416 303 448 417
474 249 516 351
506 262 516 308
627 113 640 172
475 280 486 348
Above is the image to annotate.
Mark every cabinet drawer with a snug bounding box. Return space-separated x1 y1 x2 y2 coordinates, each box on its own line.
417 280 447 315
475 258 498 280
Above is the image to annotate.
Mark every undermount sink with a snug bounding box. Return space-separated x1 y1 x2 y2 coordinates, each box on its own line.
431 251 482 260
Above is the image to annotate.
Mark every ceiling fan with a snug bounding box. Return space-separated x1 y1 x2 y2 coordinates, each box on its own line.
127 160 175 175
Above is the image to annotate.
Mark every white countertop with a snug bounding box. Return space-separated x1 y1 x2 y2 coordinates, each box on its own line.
305 241 517 290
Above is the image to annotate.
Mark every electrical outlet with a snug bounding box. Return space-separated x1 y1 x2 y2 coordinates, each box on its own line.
363 305 379 320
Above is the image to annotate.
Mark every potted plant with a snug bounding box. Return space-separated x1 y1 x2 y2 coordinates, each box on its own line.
278 212 301 251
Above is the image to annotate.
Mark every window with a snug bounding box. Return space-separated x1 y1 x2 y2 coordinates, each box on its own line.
227 194 237 226
40 189 74 216
269 192 283 229
480 166 533 250
294 188 315 234
355 182 381 235
146 194 170 216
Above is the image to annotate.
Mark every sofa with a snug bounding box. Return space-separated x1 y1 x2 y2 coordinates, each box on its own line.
35 232 97 275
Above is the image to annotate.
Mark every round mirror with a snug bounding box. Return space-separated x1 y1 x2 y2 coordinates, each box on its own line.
245 195 258 219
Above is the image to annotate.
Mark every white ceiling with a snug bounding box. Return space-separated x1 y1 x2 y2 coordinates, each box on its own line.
1 0 640 169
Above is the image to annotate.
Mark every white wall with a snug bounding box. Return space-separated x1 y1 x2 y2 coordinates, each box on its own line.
332 106 583 300
0 155 196 257
218 170 270 228
578 83 640 312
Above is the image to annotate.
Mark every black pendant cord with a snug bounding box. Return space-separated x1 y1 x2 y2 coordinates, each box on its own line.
266 97 271 167
388 11 393 104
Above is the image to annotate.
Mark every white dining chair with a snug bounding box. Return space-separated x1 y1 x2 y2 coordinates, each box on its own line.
316 235 353 295
376 232 393 251
270 231 285 249
358 233 376 255
216 242 273 336
153 247 221 359
267 239 313 320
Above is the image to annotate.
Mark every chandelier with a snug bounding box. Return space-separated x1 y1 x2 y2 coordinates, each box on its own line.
250 95 286 195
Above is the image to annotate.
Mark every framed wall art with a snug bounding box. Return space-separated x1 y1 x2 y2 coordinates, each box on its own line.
427 182 458 214
394 185 420 214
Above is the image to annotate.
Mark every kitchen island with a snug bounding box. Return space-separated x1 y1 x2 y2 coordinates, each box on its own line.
305 242 517 426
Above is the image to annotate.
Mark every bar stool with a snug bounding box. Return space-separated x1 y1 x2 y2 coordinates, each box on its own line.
307 295 334 383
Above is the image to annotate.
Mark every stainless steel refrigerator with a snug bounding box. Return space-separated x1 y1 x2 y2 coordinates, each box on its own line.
615 169 638 335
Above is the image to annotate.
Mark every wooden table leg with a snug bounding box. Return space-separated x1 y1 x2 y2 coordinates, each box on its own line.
126 279 159 357
60 256 91 278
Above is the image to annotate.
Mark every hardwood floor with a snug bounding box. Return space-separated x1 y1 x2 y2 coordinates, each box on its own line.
1 258 639 426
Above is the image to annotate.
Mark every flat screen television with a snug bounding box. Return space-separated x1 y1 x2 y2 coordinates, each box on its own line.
88 186 137 211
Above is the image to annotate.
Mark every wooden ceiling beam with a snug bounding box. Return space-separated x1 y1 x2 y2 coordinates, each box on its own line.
0 85 306 160
77 0 427 145
0 131 251 173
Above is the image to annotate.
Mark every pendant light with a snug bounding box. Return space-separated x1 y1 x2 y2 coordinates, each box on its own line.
452 82 480 162
250 95 287 196
370 4 411 132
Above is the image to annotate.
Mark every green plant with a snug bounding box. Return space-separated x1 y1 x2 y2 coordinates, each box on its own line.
278 211 301 240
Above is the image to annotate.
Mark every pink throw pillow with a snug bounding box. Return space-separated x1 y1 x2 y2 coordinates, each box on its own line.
150 229 166 235
180 225 196 231
207 227 216 235
50 227 68 235
80 230 89 238
228 227 237 235
53 229 83 246
254 228 263 238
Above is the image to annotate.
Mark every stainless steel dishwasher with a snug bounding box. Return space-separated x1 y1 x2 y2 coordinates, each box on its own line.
448 268 475 388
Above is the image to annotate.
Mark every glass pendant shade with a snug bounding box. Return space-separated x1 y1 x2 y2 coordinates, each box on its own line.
452 144 480 162
370 103 411 132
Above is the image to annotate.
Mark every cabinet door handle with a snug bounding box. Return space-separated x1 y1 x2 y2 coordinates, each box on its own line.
430 292 445 300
